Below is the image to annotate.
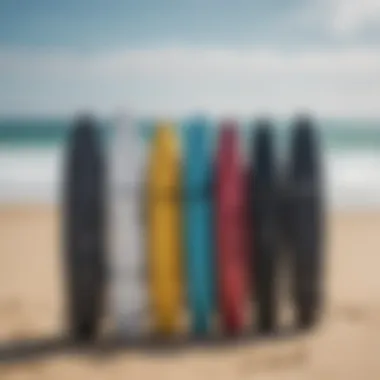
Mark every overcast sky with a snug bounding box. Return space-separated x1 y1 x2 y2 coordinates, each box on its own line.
1 0 380 117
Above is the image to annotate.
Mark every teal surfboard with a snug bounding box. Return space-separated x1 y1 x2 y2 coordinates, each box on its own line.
183 118 214 335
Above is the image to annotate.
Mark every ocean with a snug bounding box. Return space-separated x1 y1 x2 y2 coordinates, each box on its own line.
0 117 380 209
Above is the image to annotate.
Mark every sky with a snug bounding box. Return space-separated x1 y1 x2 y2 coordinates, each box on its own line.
1 0 380 117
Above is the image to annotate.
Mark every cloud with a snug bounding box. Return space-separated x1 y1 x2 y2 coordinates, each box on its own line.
311 0 380 37
334 0 380 35
0 47 380 117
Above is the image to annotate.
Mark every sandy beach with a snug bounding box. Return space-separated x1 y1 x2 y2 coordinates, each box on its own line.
0 205 378 379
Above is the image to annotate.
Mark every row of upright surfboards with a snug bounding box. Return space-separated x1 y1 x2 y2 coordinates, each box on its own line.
106 115 323 338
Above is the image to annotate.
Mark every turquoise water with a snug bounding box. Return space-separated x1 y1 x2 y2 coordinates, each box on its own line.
1 118 380 150
1 117 380 207
0 118 150 146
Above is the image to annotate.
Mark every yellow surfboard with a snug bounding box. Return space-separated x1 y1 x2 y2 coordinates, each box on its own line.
147 122 182 335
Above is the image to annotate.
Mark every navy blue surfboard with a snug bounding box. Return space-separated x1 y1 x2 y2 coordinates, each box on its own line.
63 115 105 342
288 116 324 329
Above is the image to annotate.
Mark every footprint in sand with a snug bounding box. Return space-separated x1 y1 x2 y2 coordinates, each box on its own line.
238 342 309 376
0 298 40 339
337 305 367 322
335 304 380 327
0 299 22 318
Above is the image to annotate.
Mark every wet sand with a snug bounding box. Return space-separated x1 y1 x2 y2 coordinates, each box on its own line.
0 205 379 379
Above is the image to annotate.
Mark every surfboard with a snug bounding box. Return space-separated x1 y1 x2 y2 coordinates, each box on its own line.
288 116 323 329
215 121 246 334
108 113 148 336
147 122 182 335
183 118 214 335
250 120 278 333
63 115 105 341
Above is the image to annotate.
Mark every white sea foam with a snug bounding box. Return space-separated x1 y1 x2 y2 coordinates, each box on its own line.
0 145 63 204
325 150 380 209
0 144 380 210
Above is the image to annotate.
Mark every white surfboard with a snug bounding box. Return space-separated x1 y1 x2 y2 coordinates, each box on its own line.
108 112 148 336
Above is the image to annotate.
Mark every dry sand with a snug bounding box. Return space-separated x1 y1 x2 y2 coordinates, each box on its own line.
0 205 379 379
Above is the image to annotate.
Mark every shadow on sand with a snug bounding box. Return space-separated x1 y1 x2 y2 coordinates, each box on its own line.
0 326 308 364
